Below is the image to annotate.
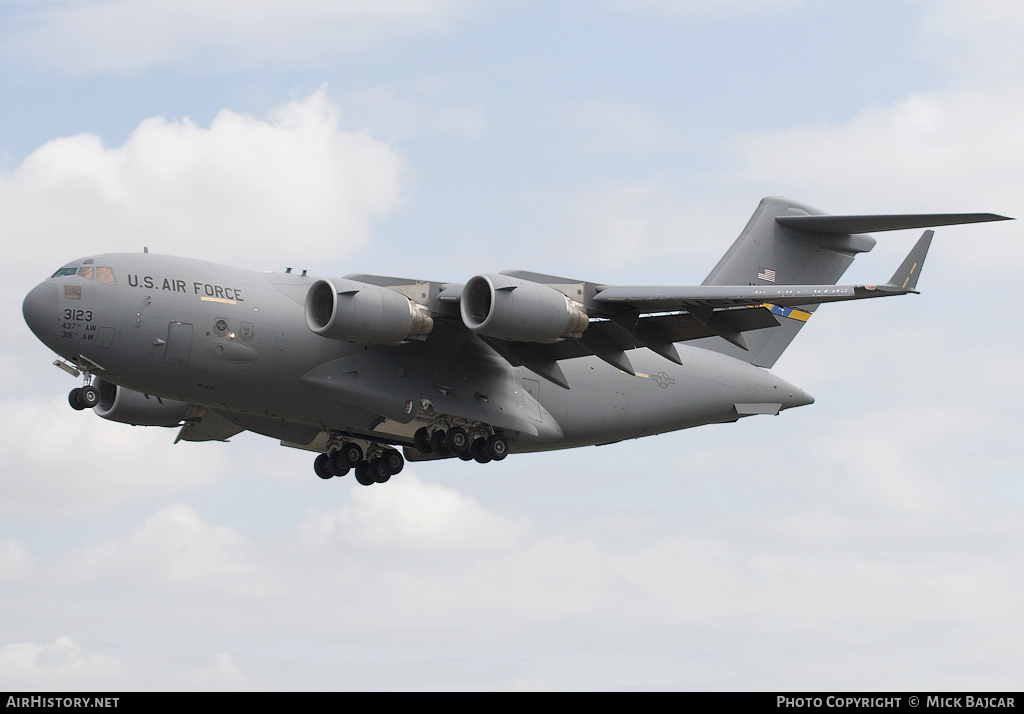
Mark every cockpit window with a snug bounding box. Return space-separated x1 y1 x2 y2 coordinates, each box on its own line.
50 265 115 282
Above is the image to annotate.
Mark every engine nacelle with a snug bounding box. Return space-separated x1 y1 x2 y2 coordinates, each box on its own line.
305 279 434 345
94 379 191 427
460 274 589 342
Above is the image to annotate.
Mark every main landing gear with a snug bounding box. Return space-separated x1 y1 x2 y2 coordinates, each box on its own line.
312 426 510 486
413 426 508 464
313 441 405 486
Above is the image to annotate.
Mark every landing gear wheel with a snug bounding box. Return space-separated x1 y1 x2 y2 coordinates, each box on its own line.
327 451 350 477
371 457 391 483
414 427 433 454
354 461 375 486
445 427 470 456
79 385 99 408
314 453 334 480
431 429 451 457
485 434 509 461
68 388 87 411
340 442 363 468
472 437 492 464
381 449 404 476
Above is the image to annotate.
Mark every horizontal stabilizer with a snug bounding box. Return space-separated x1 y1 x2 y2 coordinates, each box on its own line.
777 212 1011 235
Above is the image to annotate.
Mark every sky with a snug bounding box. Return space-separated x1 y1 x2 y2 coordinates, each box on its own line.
1 0 1022 691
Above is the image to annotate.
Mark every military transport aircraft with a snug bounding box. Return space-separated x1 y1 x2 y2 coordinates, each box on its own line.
22 197 1010 485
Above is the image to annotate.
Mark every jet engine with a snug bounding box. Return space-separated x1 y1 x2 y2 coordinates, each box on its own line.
460 274 589 342
94 379 191 427
305 279 434 345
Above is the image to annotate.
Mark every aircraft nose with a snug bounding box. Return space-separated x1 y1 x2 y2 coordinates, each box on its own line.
780 383 815 409
22 281 59 340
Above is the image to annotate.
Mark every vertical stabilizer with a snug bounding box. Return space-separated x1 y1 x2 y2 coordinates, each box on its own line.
697 197 876 367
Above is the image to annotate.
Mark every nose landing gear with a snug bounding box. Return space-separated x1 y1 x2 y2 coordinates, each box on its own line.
58 360 100 412
68 384 99 410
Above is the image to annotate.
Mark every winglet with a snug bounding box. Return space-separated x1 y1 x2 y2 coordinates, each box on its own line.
884 230 933 292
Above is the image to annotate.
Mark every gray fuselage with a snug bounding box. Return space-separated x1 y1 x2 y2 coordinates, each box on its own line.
23 252 814 456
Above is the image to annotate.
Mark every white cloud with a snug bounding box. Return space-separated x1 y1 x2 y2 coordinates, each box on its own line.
732 88 1024 215
0 635 252 691
0 636 125 689
3 0 471 75
725 86 1024 283
0 447 1019 689
1 88 404 272
561 177 743 278
300 473 529 551
0 539 34 582
0 396 233 516
916 0 1024 86
723 3 1024 273
191 653 248 690
61 503 254 583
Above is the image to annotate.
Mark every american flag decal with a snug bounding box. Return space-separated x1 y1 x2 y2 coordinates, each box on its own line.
757 267 777 282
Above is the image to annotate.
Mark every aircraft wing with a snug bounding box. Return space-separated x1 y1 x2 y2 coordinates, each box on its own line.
594 282 908 310
336 227 959 388
477 306 781 386
468 230 940 383
593 230 935 311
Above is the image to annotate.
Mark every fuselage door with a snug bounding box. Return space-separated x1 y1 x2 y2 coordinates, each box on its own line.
164 322 193 365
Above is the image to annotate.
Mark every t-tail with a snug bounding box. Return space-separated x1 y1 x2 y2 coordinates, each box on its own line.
696 196 1010 367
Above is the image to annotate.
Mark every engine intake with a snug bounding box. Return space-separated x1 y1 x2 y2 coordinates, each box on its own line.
305 279 434 345
94 379 191 427
460 274 588 342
